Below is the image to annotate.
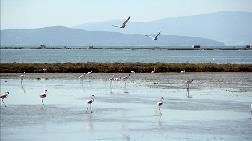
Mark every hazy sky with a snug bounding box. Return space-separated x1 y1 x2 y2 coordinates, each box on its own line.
1 0 252 29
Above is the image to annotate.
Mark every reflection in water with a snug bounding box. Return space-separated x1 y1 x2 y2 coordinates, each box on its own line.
121 124 131 141
122 134 131 141
86 113 94 131
110 80 113 94
80 79 85 93
186 87 192 98
158 114 163 128
20 80 26 94
123 82 129 94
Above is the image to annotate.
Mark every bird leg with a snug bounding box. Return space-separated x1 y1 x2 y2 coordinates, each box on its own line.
86 104 89 113
90 104 93 113
2 99 7 107
86 107 88 113
42 99 44 105
110 80 112 88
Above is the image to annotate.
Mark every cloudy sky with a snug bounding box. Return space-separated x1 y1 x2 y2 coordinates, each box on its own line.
1 0 252 29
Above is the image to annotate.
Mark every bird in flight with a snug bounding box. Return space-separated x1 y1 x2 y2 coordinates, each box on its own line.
145 32 161 40
112 16 131 28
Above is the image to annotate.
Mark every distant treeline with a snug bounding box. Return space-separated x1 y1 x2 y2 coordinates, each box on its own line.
0 63 252 73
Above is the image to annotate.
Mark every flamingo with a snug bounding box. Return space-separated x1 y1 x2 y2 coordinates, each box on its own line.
87 71 92 75
20 72 25 81
151 68 156 73
250 104 252 116
43 68 48 80
0 91 10 107
79 71 92 80
86 95 95 113
145 32 161 40
40 90 48 105
157 97 164 112
186 79 193 88
112 16 131 28
122 74 130 80
79 73 86 79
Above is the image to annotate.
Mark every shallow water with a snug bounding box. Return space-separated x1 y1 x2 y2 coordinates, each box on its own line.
1 49 252 64
1 73 252 141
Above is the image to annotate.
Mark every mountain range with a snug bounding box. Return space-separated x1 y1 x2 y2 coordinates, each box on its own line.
1 11 251 47
1 26 224 47
75 11 252 45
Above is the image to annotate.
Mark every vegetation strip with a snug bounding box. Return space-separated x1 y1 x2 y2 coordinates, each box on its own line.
1 63 252 73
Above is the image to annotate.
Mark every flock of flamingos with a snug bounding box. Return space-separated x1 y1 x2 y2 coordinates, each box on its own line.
1 69 252 118
0 68 196 115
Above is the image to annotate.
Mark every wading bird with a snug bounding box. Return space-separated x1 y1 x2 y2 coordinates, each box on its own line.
145 32 161 40
250 104 252 116
20 72 26 81
157 97 164 114
122 74 130 80
87 71 92 75
151 68 156 73
112 16 131 28
180 70 185 73
79 73 86 79
186 79 193 88
43 68 48 80
86 95 95 113
40 90 48 105
0 91 10 107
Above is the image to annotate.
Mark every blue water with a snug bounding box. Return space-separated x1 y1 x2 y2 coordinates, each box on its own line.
1 49 252 64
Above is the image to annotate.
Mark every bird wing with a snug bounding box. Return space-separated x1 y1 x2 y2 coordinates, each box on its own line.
145 35 155 40
122 16 130 26
155 32 161 38
112 25 119 27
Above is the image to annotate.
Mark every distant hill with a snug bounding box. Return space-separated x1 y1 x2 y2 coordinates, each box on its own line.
74 11 252 45
1 26 224 47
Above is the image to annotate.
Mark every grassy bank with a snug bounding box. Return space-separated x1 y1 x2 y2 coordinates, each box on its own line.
0 63 252 73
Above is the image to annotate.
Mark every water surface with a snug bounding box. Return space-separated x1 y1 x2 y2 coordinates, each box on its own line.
1 49 252 64
1 73 252 141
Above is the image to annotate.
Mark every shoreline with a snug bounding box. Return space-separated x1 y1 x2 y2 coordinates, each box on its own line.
1 47 251 50
1 63 251 73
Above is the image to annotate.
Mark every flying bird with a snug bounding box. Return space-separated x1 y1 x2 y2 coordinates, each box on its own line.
86 95 95 113
145 32 161 40
112 16 131 28
0 91 10 107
